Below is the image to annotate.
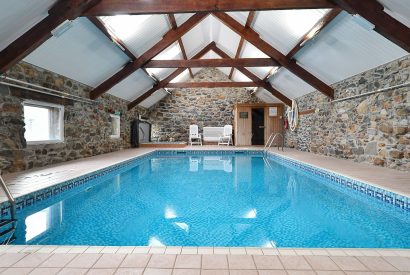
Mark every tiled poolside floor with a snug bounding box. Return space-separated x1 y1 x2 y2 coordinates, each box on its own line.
0 146 409 273
0 245 410 274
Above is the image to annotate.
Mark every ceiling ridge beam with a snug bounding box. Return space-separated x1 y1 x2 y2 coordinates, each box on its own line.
229 11 256 79
90 12 209 100
168 14 194 78
87 16 159 84
0 0 101 74
213 12 334 99
332 0 410 52
127 42 216 110
166 82 261 88
84 0 336 16
145 58 279 68
211 44 291 106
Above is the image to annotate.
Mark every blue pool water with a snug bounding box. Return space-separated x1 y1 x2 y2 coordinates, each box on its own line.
12 154 410 247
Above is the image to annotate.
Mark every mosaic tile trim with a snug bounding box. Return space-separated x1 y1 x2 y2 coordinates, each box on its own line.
266 152 410 212
0 151 156 217
156 150 263 156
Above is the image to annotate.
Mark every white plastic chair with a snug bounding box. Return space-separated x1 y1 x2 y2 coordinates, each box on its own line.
218 125 233 146
189 125 202 146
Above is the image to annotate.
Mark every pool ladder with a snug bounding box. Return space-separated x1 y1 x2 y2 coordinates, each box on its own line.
0 171 17 244
263 132 284 155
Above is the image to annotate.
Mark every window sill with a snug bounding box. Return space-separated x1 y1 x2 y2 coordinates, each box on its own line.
27 140 65 146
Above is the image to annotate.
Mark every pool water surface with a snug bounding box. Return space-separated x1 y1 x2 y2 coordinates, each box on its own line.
12 154 410 248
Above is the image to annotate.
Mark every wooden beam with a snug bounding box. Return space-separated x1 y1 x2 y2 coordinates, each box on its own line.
87 16 159 84
90 13 208 100
168 14 194 78
145 58 279 68
84 0 336 16
211 45 292 106
213 12 334 99
166 82 260 88
286 8 342 58
128 42 216 110
332 0 410 52
0 0 101 73
229 11 256 79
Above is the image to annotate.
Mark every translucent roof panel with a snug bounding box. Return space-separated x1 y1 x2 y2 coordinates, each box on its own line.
253 9 330 55
139 89 169 108
100 14 170 57
295 11 408 85
255 89 281 103
108 69 154 101
170 69 190 83
241 41 269 58
210 15 241 57
226 12 250 26
174 13 195 26
232 70 252 82
181 15 212 58
147 43 183 80
24 17 129 87
0 0 57 51
378 0 410 28
269 68 315 99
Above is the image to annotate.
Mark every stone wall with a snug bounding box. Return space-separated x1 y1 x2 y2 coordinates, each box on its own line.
0 62 145 173
148 68 262 141
286 55 410 171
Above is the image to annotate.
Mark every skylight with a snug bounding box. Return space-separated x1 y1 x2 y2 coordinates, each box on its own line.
100 14 151 40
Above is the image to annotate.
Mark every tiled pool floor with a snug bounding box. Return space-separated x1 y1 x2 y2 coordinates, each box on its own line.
0 245 409 274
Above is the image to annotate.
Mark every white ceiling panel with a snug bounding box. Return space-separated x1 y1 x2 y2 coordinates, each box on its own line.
24 17 129 87
241 41 269 58
253 9 329 55
295 11 408 85
245 66 276 80
210 15 241 57
182 15 212 58
147 43 183 80
232 70 251 82
170 69 191 83
255 89 280 103
270 68 315 99
0 0 57 51
139 89 169 108
226 12 250 26
378 0 410 28
175 13 195 26
108 69 154 101
101 14 170 57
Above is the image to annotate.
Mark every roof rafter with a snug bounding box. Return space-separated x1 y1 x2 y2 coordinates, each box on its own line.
83 0 336 16
0 0 101 74
128 42 217 110
211 44 292 106
213 12 334 99
229 11 256 79
167 14 194 78
87 16 159 84
90 12 209 100
332 0 410 52
145 58 279 68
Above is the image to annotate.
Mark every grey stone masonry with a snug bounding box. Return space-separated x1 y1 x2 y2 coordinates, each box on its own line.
285 55 410 171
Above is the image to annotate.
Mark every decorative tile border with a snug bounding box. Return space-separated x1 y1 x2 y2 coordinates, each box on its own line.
1 149 408 218
266 151 410 212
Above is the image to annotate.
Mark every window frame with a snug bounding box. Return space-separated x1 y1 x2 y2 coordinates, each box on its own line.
23 100 65 145
109 113 121 139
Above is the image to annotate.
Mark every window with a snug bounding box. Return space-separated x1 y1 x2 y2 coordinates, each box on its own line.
23 100 64 144
110 114 121 139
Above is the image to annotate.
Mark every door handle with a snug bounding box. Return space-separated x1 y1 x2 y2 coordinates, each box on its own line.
258 126 265 129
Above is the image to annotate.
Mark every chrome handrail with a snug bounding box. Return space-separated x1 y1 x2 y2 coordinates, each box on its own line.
0 172 16 220
264 132 284 154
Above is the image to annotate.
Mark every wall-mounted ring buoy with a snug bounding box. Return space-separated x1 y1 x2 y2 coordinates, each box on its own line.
287 100 299 132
